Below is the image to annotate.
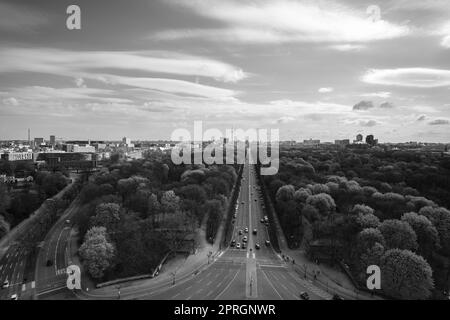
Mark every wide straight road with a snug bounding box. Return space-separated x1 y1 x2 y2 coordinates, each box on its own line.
0 225 40 300
131 161 331 300
34 199 81 298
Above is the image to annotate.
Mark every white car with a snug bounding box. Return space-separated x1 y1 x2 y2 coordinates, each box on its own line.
10 294 18 300
236 243 241 249
2 280 9 289
243 236 248 243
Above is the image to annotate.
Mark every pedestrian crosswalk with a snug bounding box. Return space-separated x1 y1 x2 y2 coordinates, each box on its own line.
56 268 67 276
296 278 333 300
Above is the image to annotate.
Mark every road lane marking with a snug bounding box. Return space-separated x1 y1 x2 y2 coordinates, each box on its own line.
261 269 283 300
214 269 240 300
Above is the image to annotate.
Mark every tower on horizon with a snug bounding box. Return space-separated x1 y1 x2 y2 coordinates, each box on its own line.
28 128 30 145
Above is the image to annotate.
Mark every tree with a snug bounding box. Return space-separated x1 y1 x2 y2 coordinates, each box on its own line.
356 228 385 253
276 185 295 202
147 193 161 224
294 188 311 204
401 212 439 258
307 184 330 195
0 182 10 215
351 204 374 216
305 193 336 217
419 206 450 255
161 190 181 213
0 215 10 239
79 226 115 279
381 249 434 300
90 203 121 231
378 220 418 251
356 213 380 229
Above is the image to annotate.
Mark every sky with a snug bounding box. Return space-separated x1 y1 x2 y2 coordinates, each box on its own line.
0 0 449 142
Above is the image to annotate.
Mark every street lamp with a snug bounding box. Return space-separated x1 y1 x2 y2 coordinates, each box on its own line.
117 285 121 299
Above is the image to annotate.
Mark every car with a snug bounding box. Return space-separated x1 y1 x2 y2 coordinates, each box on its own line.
332 294 344 300
2 280 9 289
238 229 243 235
46 259 53 267
260 218 265 223
241 201 245 204
233 213 237 218
255 243 260 250
299 292 310 300
65 219 71 224
253 229 257 235
265 240 271 246
243 236 248 243
231 240 236 247
264 216 268 221
242 243 247 249
236 243 241 249
10 294 18 300
244 227 249 233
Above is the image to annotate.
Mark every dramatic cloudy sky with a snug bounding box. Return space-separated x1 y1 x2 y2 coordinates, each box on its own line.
0 0 449 142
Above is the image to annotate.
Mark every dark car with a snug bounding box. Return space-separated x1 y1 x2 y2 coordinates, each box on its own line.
253 229 257 235
255 243 260 250
231 240 236 247
265 240 270 246
299 292 310 300
46 259 53 267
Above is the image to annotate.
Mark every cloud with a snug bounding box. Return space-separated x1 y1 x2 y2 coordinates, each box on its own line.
441 36 450 48
75 78 86 88
379 102 395 109
362 68 450 88
275 116 295 124
102 75 236 98
2 97 19 106
416 115 427 121
329 44 366 51
429 119 449 125
359 119 378 127
353 100 375 111
0 47 246 84
318 87 334 93
156 0 409 44
0 2 49 32
361 92 391 98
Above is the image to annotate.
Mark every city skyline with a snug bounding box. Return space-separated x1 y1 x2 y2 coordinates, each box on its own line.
0 0 450 142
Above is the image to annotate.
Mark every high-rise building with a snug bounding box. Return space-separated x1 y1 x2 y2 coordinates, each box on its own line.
356 134 363 142
34 137 44 147
50 135 56 146
366 135 378 146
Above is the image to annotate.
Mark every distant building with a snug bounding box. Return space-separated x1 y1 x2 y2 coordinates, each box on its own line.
335 139 350 146
122 137 134 148
34 137 44 147
303 139 320 146
1 152 34 161
50 135 56 147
